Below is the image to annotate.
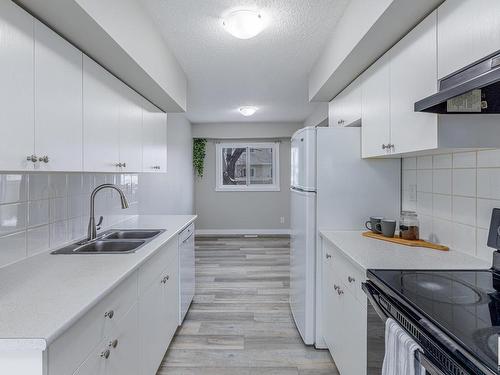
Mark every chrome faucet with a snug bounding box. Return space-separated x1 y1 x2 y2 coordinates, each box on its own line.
87 184 129 241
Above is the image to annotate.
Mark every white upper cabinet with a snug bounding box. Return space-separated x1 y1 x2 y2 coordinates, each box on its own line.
34 20 83 172
390 11 438 155
117 82 143 173
142 100 167 173
83 56 121 172
438 0 500 79
329 77 362 128
361 54 391 158
0 1 35 171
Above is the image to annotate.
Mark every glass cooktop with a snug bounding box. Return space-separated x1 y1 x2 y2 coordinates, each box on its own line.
370 269 500 374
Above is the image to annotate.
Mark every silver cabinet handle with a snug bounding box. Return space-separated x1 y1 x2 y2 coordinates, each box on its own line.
152 165 161 170
333 284 339 291
100 349 110 359
160 275 170 284
116 163 122 167
104 310 114 319
348 276 355 283
337 288 344 295
382 144 388 150
122 162 126 168
109 339 118 349
38 156 49 163
326 253 332 259
27 155 37 163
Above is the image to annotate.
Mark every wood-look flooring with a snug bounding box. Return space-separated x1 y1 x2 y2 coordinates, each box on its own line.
157 236 339 375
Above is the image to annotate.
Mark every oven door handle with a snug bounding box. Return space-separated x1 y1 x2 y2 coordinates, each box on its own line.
415 350 446 375
361 281 389 321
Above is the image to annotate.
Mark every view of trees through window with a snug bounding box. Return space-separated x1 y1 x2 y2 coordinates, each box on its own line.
222 146 274 186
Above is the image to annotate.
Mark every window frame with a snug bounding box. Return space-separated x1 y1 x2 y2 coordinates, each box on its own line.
215 142 280 192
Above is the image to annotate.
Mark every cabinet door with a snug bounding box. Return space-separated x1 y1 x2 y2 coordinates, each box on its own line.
73 342 108 375
361 54 391 158
322 255 335 352
117 82 143 173
106 303 139 375
163 266 180 348
142 99 167 173
34 20 83 172
83 56 121 172
328 93 344 127
0 1 35 171
139 274 168 375
390 11 438 155
342 79 362 127
438 0 500 79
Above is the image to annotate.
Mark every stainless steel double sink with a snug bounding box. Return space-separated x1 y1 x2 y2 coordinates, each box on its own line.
51 229 165 255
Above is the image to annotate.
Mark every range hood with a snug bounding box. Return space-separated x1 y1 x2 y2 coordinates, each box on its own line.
415 51 500 114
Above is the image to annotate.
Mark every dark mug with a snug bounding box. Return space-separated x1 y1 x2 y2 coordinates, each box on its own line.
365 217 383 233
381 219 397 238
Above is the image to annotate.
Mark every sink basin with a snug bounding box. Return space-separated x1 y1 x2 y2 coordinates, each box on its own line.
101 230 163 240
74 240 145 253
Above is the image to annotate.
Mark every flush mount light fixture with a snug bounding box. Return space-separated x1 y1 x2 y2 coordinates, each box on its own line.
239 106 258 116
222 10 265 39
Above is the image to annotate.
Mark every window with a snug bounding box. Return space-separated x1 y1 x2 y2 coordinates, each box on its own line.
216 142 280 191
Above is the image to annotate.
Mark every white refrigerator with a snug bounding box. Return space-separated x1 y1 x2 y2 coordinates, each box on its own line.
289 126 400 346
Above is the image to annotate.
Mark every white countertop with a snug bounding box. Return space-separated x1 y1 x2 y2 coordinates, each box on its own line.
320 230 490 272
0 215 196 351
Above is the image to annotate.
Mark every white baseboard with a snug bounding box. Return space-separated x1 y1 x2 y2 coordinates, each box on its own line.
195 229 291 236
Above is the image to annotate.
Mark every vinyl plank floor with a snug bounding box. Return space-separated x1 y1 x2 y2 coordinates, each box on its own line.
157 236 339 375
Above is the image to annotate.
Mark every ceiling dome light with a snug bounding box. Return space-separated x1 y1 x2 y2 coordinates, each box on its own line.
239 106 258 116
222 10 265 39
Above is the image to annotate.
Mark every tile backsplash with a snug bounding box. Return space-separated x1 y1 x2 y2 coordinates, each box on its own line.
0 172 139 268
402 150 500 262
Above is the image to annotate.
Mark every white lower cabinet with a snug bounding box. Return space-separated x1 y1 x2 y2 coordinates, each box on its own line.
47 236 182 375
322 240 367 375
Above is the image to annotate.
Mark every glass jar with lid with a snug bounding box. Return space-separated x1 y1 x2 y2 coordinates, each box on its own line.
399 211 419 240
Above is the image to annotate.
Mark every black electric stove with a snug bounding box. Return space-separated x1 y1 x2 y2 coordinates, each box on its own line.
367 268 500 374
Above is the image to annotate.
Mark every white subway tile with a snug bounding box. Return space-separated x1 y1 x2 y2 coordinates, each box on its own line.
417 170 433 193
94 174 106 187
28 174 49 200
431 218 452 246
417 156 433 169
433 169 452 195
68 195 84 219
68 217 85 241
50 220 68 248
0 231 26 267
402 157 417 170
28 199 49 227
433 194 452 220
452 169 476 197
67 173 83 196
402 189 417 212
402 170 417 191
49 197 68 223
82 174 95 195
49 174 67 198
477 168 500 199
452 196 476 226
453 152 476 168
433 154 452 169
477 198 500 229
0 174 27 204
477 149 500 167
416 192 433 216
419 215 433 241
451 223 476 256
476 228 494 261
27 225 49 256
0 203 27 236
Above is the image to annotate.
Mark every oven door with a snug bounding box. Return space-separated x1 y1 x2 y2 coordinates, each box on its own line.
362 281 454 375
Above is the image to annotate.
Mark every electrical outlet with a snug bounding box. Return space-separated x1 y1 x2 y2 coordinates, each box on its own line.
280 216 285 224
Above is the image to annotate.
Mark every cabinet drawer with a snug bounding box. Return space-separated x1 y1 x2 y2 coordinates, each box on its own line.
49 272 137 375
329 246 366 304
138 239 178 295
179 223 194 243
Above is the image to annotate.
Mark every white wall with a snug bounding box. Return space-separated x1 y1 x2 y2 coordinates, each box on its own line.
192 122 302 139
303 103 329 128
402 150 500 262
139 114 194 215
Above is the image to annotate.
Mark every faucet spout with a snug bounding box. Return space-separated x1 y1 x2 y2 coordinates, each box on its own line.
87 184 129 241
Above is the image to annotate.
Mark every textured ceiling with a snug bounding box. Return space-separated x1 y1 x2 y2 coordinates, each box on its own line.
139 0 350 123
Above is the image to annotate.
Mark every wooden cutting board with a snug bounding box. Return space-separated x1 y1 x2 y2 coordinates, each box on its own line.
362 231 449 251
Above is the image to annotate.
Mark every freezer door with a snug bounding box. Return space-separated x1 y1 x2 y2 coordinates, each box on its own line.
291 127 316 191
289 188 316 345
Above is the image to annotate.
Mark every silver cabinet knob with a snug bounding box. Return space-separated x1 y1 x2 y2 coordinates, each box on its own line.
337 288 344 295
38 155 49 163
100 349 110 359
109 339 118 349
348 276 355 283
116 163 122 167
382 144 388 150
160 275 170 284
104 310 114 319
326 253 332 259
333 284 339 291
26 155 37 163
122 162 127 168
